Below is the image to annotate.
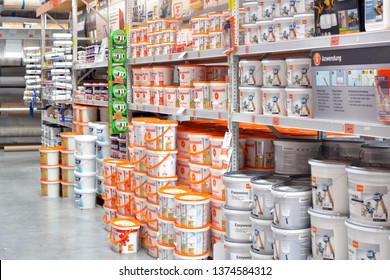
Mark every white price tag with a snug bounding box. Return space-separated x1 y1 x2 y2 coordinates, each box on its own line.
177 52 188 59
220 132 232 161
176 107 186 114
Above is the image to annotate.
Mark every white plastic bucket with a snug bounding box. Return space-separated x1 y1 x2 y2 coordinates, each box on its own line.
175 193 211 228
40 146 60 165
158 215 176 246
74 171 96 190
188 161 211 193
250 175 290 219
261 87 287 116
309 208 348 260
250 246 274 260
309 159 349 214
102 182 116 208
294 13 315 39
146 225 159 249
178 65 206 86
286 58 312 87
245 136 275 169
97 175 104 194
322 137 364 161
239 60 262 86
239 86 262 114
271 225 311 260
188 133 211 165
191 16 209 33
134 194 147 222
103 204 117 231
262 59 287 87
79 106 98 123
250 214 273 255
209 12 223 31
146 201 159 231
346 166 390 227
177 130 190 158
274 17 295 41
116 163 134 192
61 181 75 199
116 190 134 217
165 86 178 107
223 206 252 241
243 23 260 45
286 88 313 118
210 166 225 200
141 66 153 85
177 156 190 186
274 139 322 174
74 187 96 209
178 86 196 109
157 241 175 260
258 20 276 43
243 1 259 24
145 120 178 151
258 0 276 21
193 82 211 110
206 66 229 81
210 225 225 257
239 138 247 170
158 186 190 220
210 135 224 168
133 145 146 172
40 165 60 181
192 33 210 51
210 81 228 111
61 149 75 167
41 180 60 198
97 141 111 160
271 182 312 229
132 170 147 198
174 224 210 255
74 135 97 156
97 158 104 177
174 249 210 260
224 237 252 260
133 118 156 147
345 219 390 260
146 149 178 178
139 221 148 249
75 154 96 173
153 66 174 86
110 218 140 254
209 30 222 49
132 67 143 84
211 196 225 230
146 175 178 204
60 165 75 183
276 0 297 16
61 132 79 150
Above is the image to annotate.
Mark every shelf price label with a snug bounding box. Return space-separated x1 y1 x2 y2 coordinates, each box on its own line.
272 117 280 126
330 36 340 47
251 115 256 123
343 123 355 133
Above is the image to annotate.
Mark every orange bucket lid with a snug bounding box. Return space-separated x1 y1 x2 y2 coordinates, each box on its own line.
174 192 210 202
110 217 140 228
145 119 178 125
158 186 190 196
39 146 61 152
60 132 81 137
103 158 129 165
117 163 135 169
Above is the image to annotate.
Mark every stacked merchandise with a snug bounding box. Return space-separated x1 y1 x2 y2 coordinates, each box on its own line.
23 47 42 103
60 132 79 200
110 133 127 159
77 43 108 64
73 105 98 134
39 146 61 198
242 0 315 45
41 124 71 147
75 83 109 102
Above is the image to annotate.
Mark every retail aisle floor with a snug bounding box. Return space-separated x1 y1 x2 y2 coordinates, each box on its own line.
0 150 153 260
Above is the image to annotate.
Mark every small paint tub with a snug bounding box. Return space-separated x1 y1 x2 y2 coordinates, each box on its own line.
96 175 104 194
40 146 60 165
153 66 174 86
210 166 225 200
162 30 177 44
286 58 312 87
110 217 140 254
132 118 157 147
345 219 390 260
188 132 211 165
250 247 274 260
147 200 159 231
309 208 348 260
239 86 262 114
193 81 211 110
61 181 75 199
188 161 211 193
41 179 60 198
103 203 117 231
361 142 390 167
294 13 315 39
274 17 295 41
224 237 252 260
249 214 273 255
61 132 80 150
276 0 297 17
322 137 364 161
223 206 252 242
146 227 159 258
239 59 262 86
258 20 276 43
158 214 176 246
74 154 96 173
158 186 190 220
141 66 153 85
178 86 196 109
60 165 75 182
40 165 60 181
286 88 313 118
74 135 97 156
191 16 209 33
74 171 96 190
243 1 259 23
102 158 129 185
134 194 147 222
250 175 290 219
178 65 206 86
115 190 134 217
271 225 311 260
133 145 146 172
95 123 109 143
193 33 210 51
60 149 75 167
116 163 134 192
243 23 260 45
157 241 175 260
262 59 287 87
271 181 312 229
175 192 210 228
146 175 178 204
177 156 190 185
145 119 178 151
146 149 178 178
258 0 276 21
209 12 223 31
102 183 116 208
165 86 178 107
79 122 90 135
211 81 228 111
74 187 96 209
177 130 190 158
151 86 165 106
174 223 210 255
211 196 225 230
132 170 147 198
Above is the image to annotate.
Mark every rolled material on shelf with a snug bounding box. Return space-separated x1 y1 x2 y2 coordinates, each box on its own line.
0 126 41 137
3 0 42 11
4 145 41 152
0 77 26 87
0 58 23 66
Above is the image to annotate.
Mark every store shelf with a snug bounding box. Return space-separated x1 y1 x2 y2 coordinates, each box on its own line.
36 0 94 17
236 30 390 56
129 104 228 120
0 28 66 40
129 48 227 65
232 113 390 138
74 99 108 107
74 61 109 70
181 0 245 21
42 116 73 128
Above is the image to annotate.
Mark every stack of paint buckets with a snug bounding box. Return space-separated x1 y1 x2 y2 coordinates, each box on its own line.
73 135 98 209
39 146 61 198
110 133 127 159
60 132 79 199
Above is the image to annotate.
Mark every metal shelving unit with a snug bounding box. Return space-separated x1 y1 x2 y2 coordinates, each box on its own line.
42 116 73 128
74 61 109 70
74 99 108 107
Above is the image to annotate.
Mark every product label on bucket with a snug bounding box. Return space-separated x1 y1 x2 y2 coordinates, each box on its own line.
228 188 250 201
312 176 334 211
41 184 48 196
311 226 335 260
229 253 252 260
233 222 252 234
348 238 380 260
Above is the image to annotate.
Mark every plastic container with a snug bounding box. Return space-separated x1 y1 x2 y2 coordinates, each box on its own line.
60 165 75 182
145 119 178 151
249 214 273 255
223 206 252 241
239 60 263 86
210 135 224 168
188 132 211 165
239 86 262 114
41 180 60 198
210 166 225 200
258 0 276 21
191 16 209 33
178 86 196 109
188 161 211 193
274 17 295 41
257 20 276 43
158 215 176 245
286 58 312 87
177 156 190 186
146 175 178 204
286 88 313 118
61 132 80 151
40 165 60 181
132 170 147 198
262 59 287 87
165 86 178 107
116 163 134 192
211 196 225 230
134 194 147 222
157 241 175 260
209 11 223 31
243 23 260 45
209 31 223 49
244 136 275 170
294 13 315 39
365 0 390 32
146 201 159 231
40 146 60 165
178 65 206 86
141 66 153 85
75 154 96 173
145 149 178 178
74 171 96 190
210 81 228 111
103 203 117 231
116 190 134 217
175 192 210 228
133 145 146 172
174 223 210 255
193 33 210 51
193 82 211 110
74 187 96 209
153 66 174 86
224 237 252 260
110 217 140 254
243 1 259 24
272 225 311 260
74 135 97 156
79 106 98 122
276 0 297 17
158 186 190 220
322 137 364 161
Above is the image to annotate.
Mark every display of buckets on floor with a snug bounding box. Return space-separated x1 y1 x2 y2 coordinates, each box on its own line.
102 158 129 186
223 206 252 242
110 217 140 254
224 236 252 260
174 192 210 228
115 163 134 192
174 223 210 256
158 186 190 220
74 187 97 209
103 203 117 231
249 214 273 255
145 119 178 151
157 241 175 260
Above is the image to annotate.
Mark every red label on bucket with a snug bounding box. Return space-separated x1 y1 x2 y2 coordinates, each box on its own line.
353 240 359 248
357 184 364 192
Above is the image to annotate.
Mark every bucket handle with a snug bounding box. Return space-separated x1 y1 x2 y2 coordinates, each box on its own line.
115 195 134 208
131 154 147 165
102 192 116 201
187 173 211 185
145 153 171 169
102 170 116 179
146 210 158 223
188 145 211 156
110 228 138 245
239 142 248 156
145 126 172 143
115 172 134 185
102 214 111 224
134 205 147 215
133 180 147 192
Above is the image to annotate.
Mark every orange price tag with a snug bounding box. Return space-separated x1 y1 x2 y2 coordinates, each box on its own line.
192 110 197 117
114 77 123 83
169 54 173 60
330 36 340 46
343 123 355 133
197 51 201 58
157 106 161 113
113 113 122 119
272 117 280 125
218 112 222 119
153 56 156 62
251 115 256 123
245 46 249 54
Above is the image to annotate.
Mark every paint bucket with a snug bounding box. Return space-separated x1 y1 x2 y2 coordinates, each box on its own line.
165 86 178 107
210 167 225 200
285 88 313 118
210 225 225 258
177 156 190 185
74 171 96 190
146 175 178 204
41 180 60 198
178 86 196 109
239 86 262 114
239 60 263 86
271 225 311 260
249 214 273 254
193 33 210 51
103 203 117 231
147 200 159 230
286 57 311 87
224 237 252 260
224 170 270 210
211 196 226 230
345 219 390 260
177 130 190 158
243 23 259 45
250 246 274 260
115 190 134 217
40 146 60 165
322 137 364 161
308 208 348 260
102 183 116 208
139 221 148 249
257 20 276 43
294 13 315 39
193 81 211 110
115 163 134 192
132 170 147 198
346 165 390 227
132 118 156 147
97 141 110 160
174 249 210 260
209 30 222 49
40 165 60 181
158 186 190 220
223 206 252 241
110 217 140 254
157 241 175 260
61 149 75 166
74 187 96 209
145 149 178 177
146 224 159 249
97 158 104 176
153 66 174 86
61 132 80 151
174 223 210 255
188 162 211 193
261 87 287 116
209 11 223 31
74 154 96 173
243 1 259 24
188 132 211 165
133 145 146 172
309 159 349 214
210 135 224 168
145 120 178 151
276 0 297 16
274 17 295 41
175 192 211 228
134 194 147 222
178 65 206 86
262 59 287 87
257 0 276 21
361 142 390 167
74 135 97 156
97 175 104 194
60 165 75 183
206 66 229 81
78 106 98 122
274 138 322 175
191 16 209 33
158 214 176 245
271 181 312 229
244 136 275 170
79 122 90 135
61 181 75 199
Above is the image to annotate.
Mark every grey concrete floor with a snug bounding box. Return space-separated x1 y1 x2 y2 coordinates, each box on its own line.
0 150 153 260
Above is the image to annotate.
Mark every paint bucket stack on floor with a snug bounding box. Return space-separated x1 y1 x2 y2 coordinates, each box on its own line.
73 105 98 135
60 132 80 199
110 133 127 160
40 146 61 198
110 217 141 254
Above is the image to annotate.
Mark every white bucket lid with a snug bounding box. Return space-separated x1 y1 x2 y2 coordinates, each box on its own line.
242 1 258 6
223 170 271 183
308 158 349 168
345 219 390 233
308 208 348 221
157 215 174 224
249 213 273 225
271 224 311 235
271 182 312 197
224 236 252 247
239 86 263 92
250 175 289 190
345 165 390 176
262 59 286 64
74 135 97 142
